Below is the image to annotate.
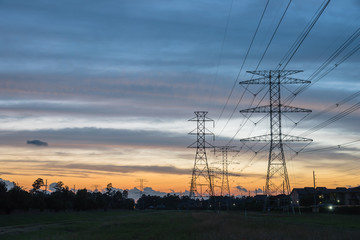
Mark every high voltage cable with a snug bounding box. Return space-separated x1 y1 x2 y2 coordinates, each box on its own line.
278 0 330 70
217 0 270 122
300 101 360 137
209 0 234 102
225 88 269 146
280 28 360 136
306 90 360 121
308 28 360 81
284 27 360 104
253 0 292 72
283 90 360 138
301 139 360 153
218 0 291 140
237 0 330 141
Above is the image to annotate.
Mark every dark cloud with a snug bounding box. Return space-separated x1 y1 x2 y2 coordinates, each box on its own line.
235 185 248 192
26 139 48 146
52 163 190 175
0 128 189 149
0 159 190 176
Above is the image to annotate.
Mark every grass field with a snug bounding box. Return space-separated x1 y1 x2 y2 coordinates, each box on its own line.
1 210 360 240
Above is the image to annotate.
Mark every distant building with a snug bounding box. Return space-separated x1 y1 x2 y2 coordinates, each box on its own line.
291 186 360 206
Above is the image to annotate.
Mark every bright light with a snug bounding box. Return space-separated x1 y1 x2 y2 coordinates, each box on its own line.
328 205 333 210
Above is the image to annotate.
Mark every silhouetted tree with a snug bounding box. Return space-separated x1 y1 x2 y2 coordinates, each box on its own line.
0 181 11 214
106 183 113 196
75 188 89 211
8 183 31 212
54 181 64 192
123 189 128 199
31 178 44 193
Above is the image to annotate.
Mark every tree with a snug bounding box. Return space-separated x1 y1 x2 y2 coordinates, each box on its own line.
31 178 44 192
123 189 129 199
0 181 7 193
54 181 64 192
106 183 113 195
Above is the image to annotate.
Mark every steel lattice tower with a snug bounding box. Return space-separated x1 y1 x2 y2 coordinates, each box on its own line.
214 146 237 196
239 70 312 195
188 111 214 198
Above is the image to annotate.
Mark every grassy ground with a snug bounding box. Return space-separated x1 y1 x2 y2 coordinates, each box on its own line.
0 210 360 240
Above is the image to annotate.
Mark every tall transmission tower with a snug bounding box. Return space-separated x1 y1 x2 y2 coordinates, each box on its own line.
239 70 312 195
136 178 148 198
188 111 215 198
213 146 237 196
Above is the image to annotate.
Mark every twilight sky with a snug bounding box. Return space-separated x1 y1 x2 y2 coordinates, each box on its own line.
0 0 359 194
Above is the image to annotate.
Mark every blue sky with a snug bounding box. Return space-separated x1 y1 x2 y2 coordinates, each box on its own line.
0 0 359 193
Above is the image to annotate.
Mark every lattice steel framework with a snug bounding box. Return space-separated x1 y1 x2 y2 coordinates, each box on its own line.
188 111 214 198
239 70 312 195
214 146 237 196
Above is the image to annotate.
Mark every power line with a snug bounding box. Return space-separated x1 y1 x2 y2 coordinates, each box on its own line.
301 139 360 153
253 0 292 72
284 27 360 104
278 0 330 70
220 0 293 143
217 0 270 122
306 90 360 121
300 101 360 137
209 0 234 102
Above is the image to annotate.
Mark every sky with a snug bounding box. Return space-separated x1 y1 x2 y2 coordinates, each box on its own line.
0 0 359 195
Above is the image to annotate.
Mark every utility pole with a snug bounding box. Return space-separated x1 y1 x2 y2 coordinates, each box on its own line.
188 111 215 198
313 170 316 206
44 179 48 192
239 70 312 196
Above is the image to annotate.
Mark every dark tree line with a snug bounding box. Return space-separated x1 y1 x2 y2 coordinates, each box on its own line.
136 194 292 211
136 194 245 210
0 179 134 214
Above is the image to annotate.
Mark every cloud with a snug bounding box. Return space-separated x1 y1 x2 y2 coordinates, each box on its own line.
0 159 191 176
235 185 248 192
0 127 190 150
48 182 57 192
255 188 263 193
27 139 48 146
0 178 15 190
0 0 359 191
127 186 168 200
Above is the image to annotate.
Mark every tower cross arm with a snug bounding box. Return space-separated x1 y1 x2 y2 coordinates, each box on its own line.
282 77 311 84
246 70 303 77
240 104 311 113
239 77 268 85
239 77 310 85
240 134 312 142
187 141 215 148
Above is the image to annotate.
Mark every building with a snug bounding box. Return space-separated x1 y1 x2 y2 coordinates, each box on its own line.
291 186 360 206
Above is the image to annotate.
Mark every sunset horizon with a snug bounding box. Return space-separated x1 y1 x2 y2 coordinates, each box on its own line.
0 0 359 198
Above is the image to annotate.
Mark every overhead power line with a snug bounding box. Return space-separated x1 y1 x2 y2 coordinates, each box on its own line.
300 101 360 137
217 0 270 122
209 0 234 102
301 139 360 153
218 0 291 142
278 0 330 70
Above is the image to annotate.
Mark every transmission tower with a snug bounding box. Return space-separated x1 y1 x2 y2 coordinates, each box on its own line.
213 146 237 196
136 178 148 198
188 111 214 198
239 70 312 195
